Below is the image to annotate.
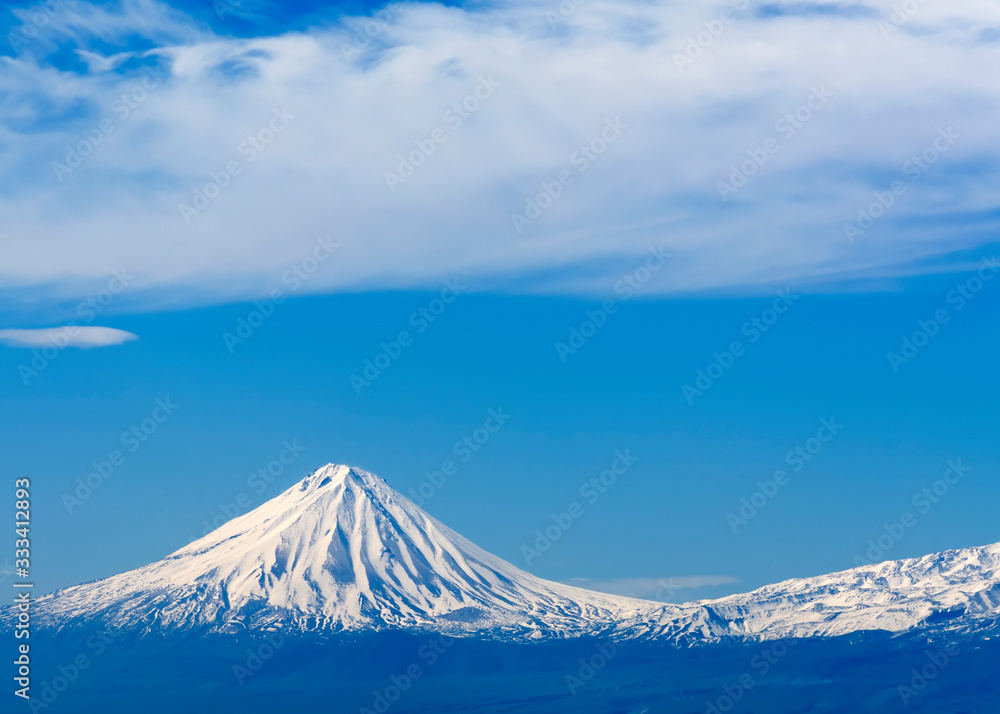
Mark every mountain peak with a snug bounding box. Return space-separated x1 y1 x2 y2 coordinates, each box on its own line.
29 463 669 639
297 463 382 495
278 463 403 518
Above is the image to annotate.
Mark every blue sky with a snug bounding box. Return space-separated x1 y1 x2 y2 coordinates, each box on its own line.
1 0 999 600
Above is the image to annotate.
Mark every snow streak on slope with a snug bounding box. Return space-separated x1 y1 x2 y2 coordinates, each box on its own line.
22 463 1000 644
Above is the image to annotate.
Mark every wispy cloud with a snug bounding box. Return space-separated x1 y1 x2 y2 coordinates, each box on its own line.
0 326 138 348
1 0 999 311
566 575 740 600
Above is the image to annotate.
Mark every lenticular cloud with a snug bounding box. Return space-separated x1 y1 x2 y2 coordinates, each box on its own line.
0 327 138 349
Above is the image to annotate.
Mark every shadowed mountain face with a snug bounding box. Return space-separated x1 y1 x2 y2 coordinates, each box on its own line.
15 464 1000 646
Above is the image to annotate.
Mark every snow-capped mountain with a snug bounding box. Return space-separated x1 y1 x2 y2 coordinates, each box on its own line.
24 464 1000 644
30 464 706 640
700 541 1000 641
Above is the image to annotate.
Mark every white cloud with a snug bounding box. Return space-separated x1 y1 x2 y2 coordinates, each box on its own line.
0 327 139 348
2 0 999 313
565 575 739 600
